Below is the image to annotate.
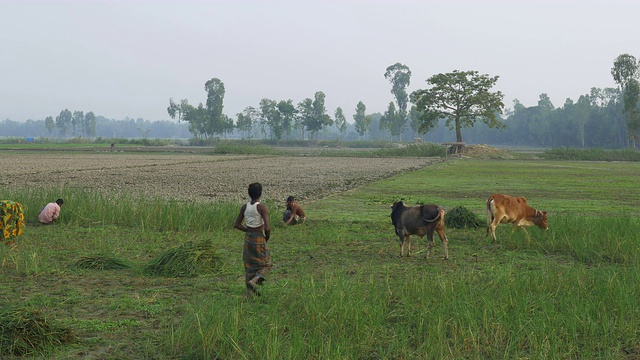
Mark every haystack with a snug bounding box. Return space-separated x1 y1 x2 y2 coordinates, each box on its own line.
143 239 219 277
446 206 485 229
0 306 74 356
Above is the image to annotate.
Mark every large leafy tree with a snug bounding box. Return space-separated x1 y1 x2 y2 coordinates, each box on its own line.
236 106 258 140
167 98 189 123
353 101 370 138
411 70 504 143
384 63 412 141
277 100 297 140
611 53 640 148
44 116 55 135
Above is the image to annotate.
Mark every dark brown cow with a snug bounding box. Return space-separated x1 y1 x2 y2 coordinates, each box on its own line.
486 193 548 242
390 201 449 259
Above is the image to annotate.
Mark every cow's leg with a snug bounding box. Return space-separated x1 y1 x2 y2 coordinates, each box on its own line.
399 234 406 257
425 231 435 259
435 226 449 260
406 234 412 256
489 219 499 242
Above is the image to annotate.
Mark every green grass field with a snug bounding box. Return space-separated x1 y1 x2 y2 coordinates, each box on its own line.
2 157 640 359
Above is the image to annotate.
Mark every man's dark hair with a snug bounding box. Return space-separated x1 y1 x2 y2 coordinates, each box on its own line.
56 198 64 205
286 196 295 202
248 183 262 199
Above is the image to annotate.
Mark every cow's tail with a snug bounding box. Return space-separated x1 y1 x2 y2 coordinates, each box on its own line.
423 207 442 223
486 198 495 234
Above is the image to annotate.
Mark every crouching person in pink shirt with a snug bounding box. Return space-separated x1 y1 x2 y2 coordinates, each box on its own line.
39 198 64 224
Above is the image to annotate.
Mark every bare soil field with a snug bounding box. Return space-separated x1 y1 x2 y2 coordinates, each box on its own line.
0 152 443 202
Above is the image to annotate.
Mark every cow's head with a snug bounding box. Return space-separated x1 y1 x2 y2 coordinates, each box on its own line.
534 210 548 230
390 201 406 233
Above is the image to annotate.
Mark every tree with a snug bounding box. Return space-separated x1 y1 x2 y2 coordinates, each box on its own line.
384 63 412 141
84 111 96 137
411 70 505 143
204 78 229 138
334 107 347 139
611 54 639 88
55 109 72 138
277 100 297 140
259 98 279 139
72 111 83 136
611 54 640 148
236 106 258 140
45 116 55 135
379 102 400 141
167 98 189 123
304 91 330 140
353 101 370 138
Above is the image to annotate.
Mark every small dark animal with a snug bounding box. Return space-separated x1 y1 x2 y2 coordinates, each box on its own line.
486 193 548 242
390 201 449 259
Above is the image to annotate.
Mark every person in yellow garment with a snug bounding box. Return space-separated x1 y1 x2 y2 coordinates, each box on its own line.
39 198 64 224
234 183 271 297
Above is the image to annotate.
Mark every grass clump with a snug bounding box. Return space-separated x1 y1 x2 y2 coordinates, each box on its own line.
142 239 219 277
0 306 74 357
446 206 485 229
73 254 131 270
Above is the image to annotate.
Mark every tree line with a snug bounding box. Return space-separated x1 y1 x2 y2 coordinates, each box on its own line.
3 53 639 149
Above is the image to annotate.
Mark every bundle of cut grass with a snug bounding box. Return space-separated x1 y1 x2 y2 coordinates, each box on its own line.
143 239 219 278
445 206 485 229
0 306 74 357
73 254 131 270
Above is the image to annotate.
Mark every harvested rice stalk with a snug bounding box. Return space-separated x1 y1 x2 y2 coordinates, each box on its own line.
143 239 219 277
0 306 74 357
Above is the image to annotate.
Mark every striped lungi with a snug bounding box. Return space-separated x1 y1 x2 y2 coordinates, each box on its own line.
243 232 271 283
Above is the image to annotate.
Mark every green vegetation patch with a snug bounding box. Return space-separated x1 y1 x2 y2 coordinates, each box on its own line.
541 147 640 161
142 239 219 278
73 254 131 270
0 306 74 357
445 205 485 229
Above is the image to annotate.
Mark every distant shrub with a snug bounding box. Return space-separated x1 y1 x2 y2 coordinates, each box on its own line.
446 206 485 229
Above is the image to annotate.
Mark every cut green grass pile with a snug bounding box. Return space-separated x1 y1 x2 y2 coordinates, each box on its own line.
445 205 485 229
142 239 219 278
73 255 131 270
0 306 74 357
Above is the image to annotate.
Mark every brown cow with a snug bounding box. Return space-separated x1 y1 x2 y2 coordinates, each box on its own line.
486 193 548 242
390 201 449 259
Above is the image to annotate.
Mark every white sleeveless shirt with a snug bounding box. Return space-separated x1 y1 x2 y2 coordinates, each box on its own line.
244 201 264 228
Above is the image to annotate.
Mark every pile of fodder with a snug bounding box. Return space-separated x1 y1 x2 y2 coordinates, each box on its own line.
73 254 131 270
446 206 485 229
143 239 219 278
0 306 74 357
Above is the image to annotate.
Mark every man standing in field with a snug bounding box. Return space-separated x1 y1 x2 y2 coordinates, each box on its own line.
283 196 306 225
234 183 271 297
39 198 64 224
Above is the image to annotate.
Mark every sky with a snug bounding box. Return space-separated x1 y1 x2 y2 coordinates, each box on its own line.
2 0 638 124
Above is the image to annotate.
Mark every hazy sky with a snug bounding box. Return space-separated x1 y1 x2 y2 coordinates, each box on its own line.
2 0 638 124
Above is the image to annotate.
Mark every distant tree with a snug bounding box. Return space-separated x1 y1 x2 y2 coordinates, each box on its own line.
45 116 55 135
236 106 258 140
84 111 96 137
204 78 229 138
334 107 347 139
277 100 297 139
55 109 72 138
167 98 189 123
304 91 330 140
411 70 504 143
72 111 83 136
384 63 412 141
296 98 313 140
259 98 280 140
379 102 400 141
611 54 640 148
353 101 370 138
